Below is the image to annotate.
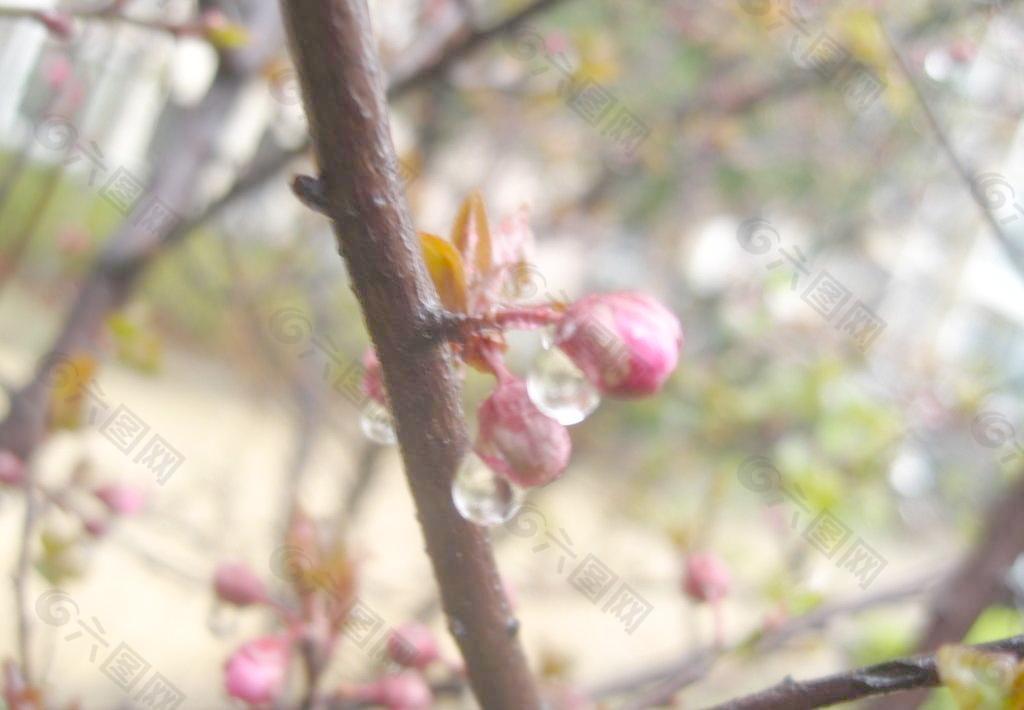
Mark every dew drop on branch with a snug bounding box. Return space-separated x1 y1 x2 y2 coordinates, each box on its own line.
452 452 525 526
360 399 397 445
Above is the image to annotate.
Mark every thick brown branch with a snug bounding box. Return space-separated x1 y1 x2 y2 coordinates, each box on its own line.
708 634 1024 710
277 1 541 708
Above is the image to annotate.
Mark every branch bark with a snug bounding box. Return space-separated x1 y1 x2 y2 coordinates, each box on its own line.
707 634 1024 710
276 1 541 707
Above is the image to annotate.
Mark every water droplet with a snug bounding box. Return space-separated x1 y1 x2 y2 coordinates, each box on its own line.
526 346 600 425
206 602 237 638
360 400 397 445
452 452 525 526
449 617 467 638
539 326 556 350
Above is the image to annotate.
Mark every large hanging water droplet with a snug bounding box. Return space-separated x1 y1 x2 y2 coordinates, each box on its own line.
452 453 524 526
539 325 556 351
526 346 600 425
206 601 238 638
360 399 397 445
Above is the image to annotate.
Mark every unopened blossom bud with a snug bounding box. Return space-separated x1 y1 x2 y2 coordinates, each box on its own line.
475 379 571 488
555 292 682 398
43 55 73 89
387 623 440 669
214 562 268 607
682 552 731 604
361 348 386 404
83 518 109 538
0 451 25 485
546 683 596 710
224 636 289 704
33 10 74 39
350 672 433 710
93 484 145 515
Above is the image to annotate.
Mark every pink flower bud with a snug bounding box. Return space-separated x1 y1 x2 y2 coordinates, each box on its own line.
92 484 146 515
350 672 432 710
83 518 109 538
682 552 731 604
475 379 571 488
0 451 25 486
43 55 73 89
33 10 74 40
387 623 439 669
502 577 519 611
546 683 596 710
361 348 386 404
214 562 268 607
56 226 90 254
224 636 290 704
555 292 682 398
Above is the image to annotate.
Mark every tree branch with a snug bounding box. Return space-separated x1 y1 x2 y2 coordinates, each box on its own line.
277 0 541 707
594 571 938 707
880 20 1024 279
707 634 1024 710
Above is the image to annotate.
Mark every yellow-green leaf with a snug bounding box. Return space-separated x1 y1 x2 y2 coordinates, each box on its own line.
107 313 162 374
420 232 468 312
204 22 249 49
450 191 493 278
48 354 98 431
937 645 1017 709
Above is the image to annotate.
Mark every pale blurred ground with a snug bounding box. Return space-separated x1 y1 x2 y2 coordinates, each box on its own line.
0 286 952 709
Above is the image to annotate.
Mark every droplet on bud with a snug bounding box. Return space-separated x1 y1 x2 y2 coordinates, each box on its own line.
526 346 600 425
539 325 556 350
360 400 396 445
452 452 524 526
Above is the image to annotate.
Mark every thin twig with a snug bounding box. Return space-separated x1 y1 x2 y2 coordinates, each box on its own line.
706 634 1024 710
598 571 938 707
880 20 1024 278
13 465 38 682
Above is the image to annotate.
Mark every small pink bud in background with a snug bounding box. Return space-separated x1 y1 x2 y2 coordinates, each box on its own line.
92 483 146 515
361 348 385 404
199 8 227 30
56 226 90 255
214 562 268 607
949 39 975 63
762 603 788 634
387 623 439 669
224 636 289 704
350 672 433 710
43 55 73 89
0 451 25 485
682 552 731 604
83 518 108 538
555 292 682 398
502 577 519 611
33 10 74 39
475 379 571 488
546 683 596 710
